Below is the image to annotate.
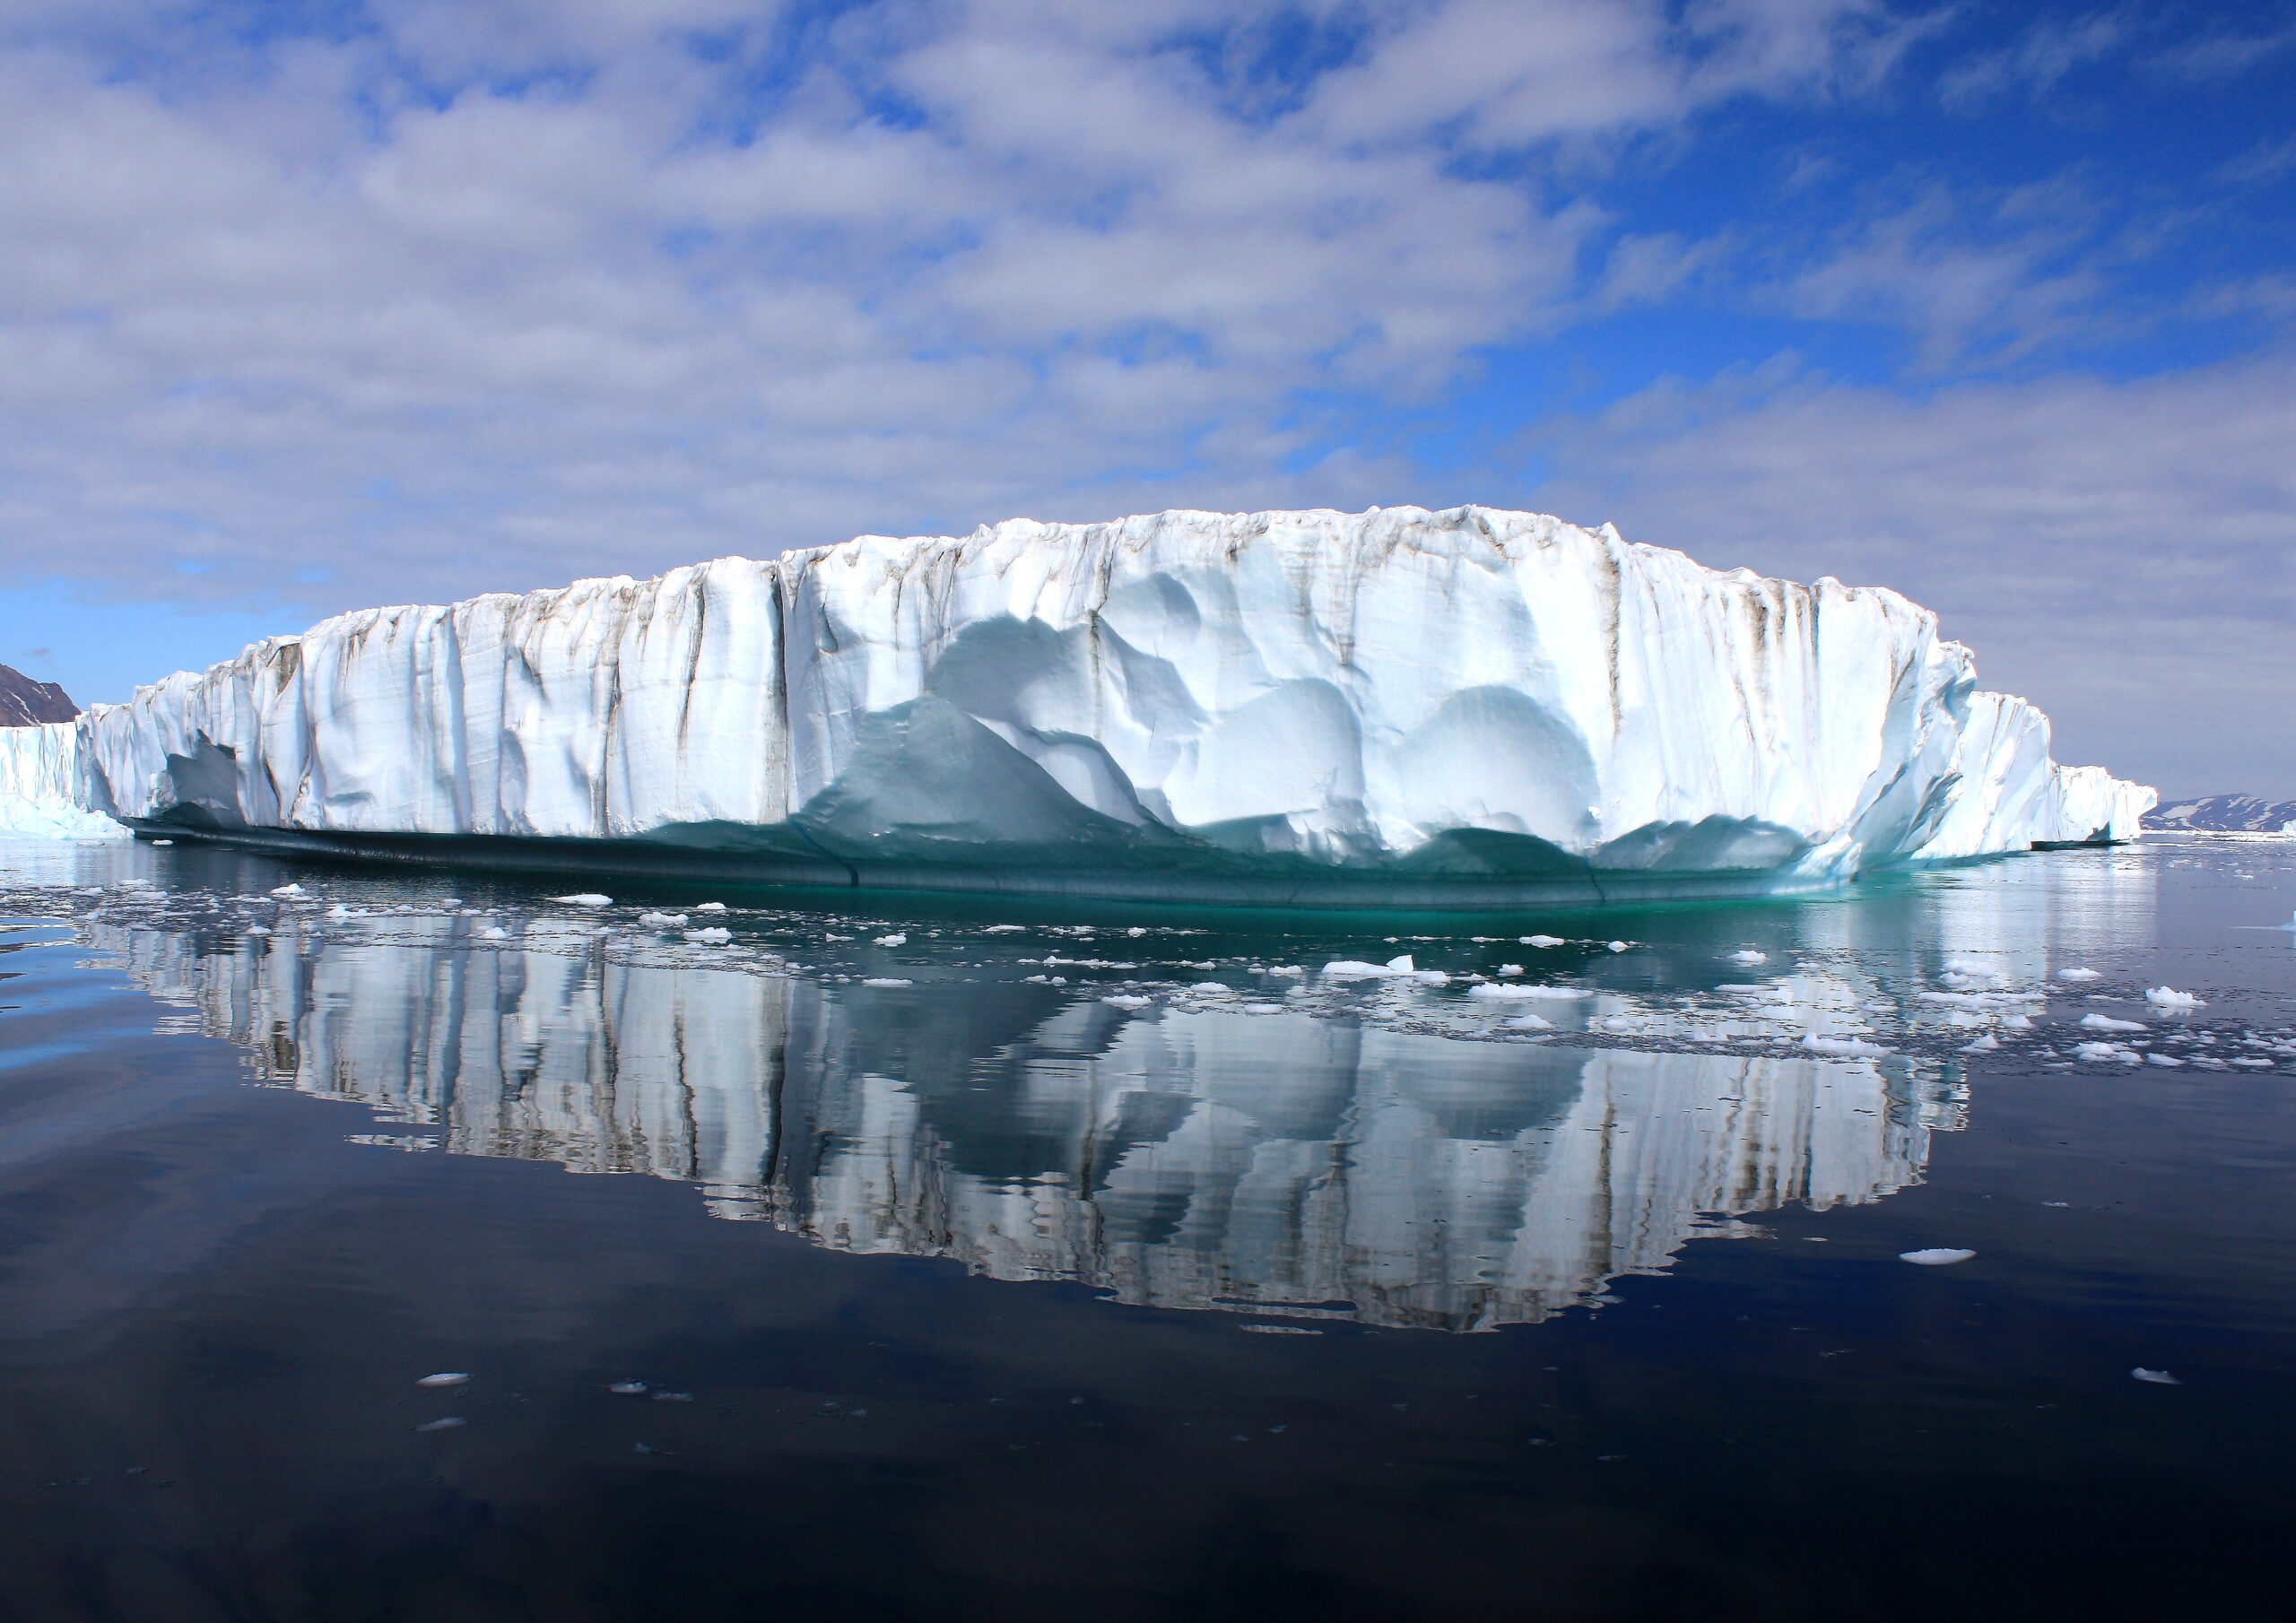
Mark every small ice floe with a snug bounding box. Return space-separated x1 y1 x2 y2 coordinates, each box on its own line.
414 1417 466 1432
2080 1012 2147 1032
439 898 462 907
1961 1034 2001 1053
1100 995 1152 1011
416 1372 470 1387
1190 981 1229 993
244 924 272 936
1473 983 1588 1000
549 893 612 907
2144 986 2204 1009
683 927 732 945
1726 949 1768 966
1606 940 1631 952
608 1381 649 1395
1899 1248 1976 1266
2146 1053 2186 1067
1321 955 1447 985
860 977 912 987
1126 926 1148 936
1520 934 1565 947
2131 1367 2181 1385
324 904 367 920
479 926 510 941
1801 1035 1892 1057
1502 1012 1555 1030
1243 1002 1285 1014
874 933 908 947
638 911 689 928
1494 963 1524 976
694 901 727 913
269 883 308 898
2057 967 2101 982
982 924 1023 933
149 838 173 846
2073 1041 2140 1063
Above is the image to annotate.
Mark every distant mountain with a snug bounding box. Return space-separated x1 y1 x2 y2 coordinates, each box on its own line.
2144 794 2296 834
0 664 78 727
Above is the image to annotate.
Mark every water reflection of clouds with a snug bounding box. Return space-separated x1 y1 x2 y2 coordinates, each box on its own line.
90 911 1965 1331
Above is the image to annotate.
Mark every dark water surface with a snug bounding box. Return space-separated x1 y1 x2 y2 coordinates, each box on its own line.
1 836 2292 1622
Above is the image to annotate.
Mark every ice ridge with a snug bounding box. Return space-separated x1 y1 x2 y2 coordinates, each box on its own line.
63 506 2152 901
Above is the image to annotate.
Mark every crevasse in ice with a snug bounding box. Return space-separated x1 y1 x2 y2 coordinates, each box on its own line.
61 507 2150 899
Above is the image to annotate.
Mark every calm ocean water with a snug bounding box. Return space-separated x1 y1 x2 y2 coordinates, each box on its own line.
1 834 2291 1622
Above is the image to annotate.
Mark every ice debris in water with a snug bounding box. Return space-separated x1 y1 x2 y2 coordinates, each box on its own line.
269 883 307 898
1899 1248 1976 1266
1726 949 1768 965
874 933 907 946
549 893 613 907
416 1373 470 1387
608 1382 648 1394
2080 1012 2147 1032
2074 1041 2140 1063
1495 963 1524 976
1322 955 1443 982
683 927 732 945
1101 995 1152 1011
1469 983 1568 1001
414 1417 466 1432
480 926 509 941
861 977 913 987
2057 968 2101 982
1502 1012 1555 1030
2131 1368 2181 1384
639 911 689 928
1802 1036 1892 1057
1961 1034 2001 1053
1606 941 1631 952
2144 986 2204 1009
2146 1053 2186 1067
693 901 726 913
1521 935 1565 948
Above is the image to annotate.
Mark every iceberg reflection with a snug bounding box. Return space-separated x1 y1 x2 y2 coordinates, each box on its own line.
95 916 1965 1330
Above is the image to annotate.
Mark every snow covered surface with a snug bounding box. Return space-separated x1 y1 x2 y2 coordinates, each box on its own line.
2146 794 2296 834
0 723 125 838
73 506 2152 901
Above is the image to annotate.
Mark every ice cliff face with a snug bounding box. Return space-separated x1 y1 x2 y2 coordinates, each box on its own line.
0 723 123 838
74 507 2152 898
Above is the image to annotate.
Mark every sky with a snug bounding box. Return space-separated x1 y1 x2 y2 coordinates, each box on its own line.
0 0 2291 797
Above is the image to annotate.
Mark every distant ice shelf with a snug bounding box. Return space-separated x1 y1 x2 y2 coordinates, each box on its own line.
45 506 2151 906
0 723 127 838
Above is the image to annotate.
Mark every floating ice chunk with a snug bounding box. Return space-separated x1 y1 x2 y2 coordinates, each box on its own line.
1961 1034 2001 1052
150 838 172 846
439 898 462 907
2144 986 2203 1009
1899 1248 1976 1265
693 901 727 913
608 1382 648 1394
1495 963 1524 976
2002 1013 2035 1029
639 911 689 928
1126 927 1147 937
1243 1003 1285 1014
2131 1367 2180 1384
325 905 367 920
2145 1053 2186 1067
1502 1012 1555 1029
269 883 307 898
1726 949 1768 965
549 893 613 907
416 1373 470 1387
479 925 509 941
2057 967 2101 981
1469 982 1575 1002
981 924 1023 933
1100 995 1152 1011
244 924 272 936
1321 957 1423 981
2073 1041 2133 1061
860 977 912 987
1521 935 1565 948
1606 941 1631 953
683 927 732 945
2080 1012 2147 1032
414 1417 466 1432
874 933 908 947
1801 1035 1892 1056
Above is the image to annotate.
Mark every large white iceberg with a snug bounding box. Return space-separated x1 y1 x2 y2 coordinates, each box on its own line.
0 722 126 838
71 506 2151 904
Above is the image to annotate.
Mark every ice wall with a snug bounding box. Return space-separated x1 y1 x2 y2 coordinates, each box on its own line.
92 913 1962 1330
75 507 2152 896
0 722 124 838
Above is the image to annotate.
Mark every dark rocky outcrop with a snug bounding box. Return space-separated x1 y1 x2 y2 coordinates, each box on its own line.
0 664 77 727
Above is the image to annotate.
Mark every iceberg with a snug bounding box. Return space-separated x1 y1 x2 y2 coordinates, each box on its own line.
0 722 126 838
68 506 2151 905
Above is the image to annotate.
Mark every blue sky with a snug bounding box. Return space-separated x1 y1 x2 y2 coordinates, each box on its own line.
1 0 2291 794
